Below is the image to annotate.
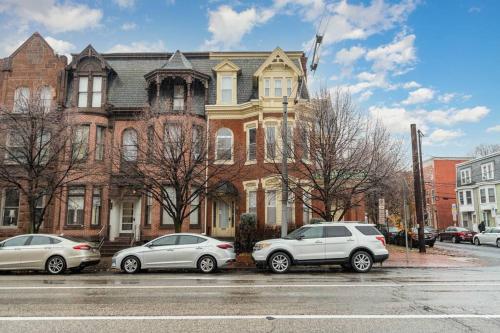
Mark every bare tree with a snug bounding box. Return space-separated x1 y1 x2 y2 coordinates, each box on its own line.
114 105 243 233
470 144 500 158
268 88 403 221
0 89 89 233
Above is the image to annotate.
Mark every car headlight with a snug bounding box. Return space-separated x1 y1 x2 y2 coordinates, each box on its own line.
254 242 271 251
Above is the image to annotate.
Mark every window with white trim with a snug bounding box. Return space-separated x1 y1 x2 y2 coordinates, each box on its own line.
1 189 19 227
264 79 270 97
458 191 464 205
40 86 52 112
221 76 232 104
274 79 282 97
480 187 496 204
216 128 232 161
173 84 185 111
78 77 88 107
248 190 257 214
122 128 138 162
72 125 90 161
67 187 85 226
266 126 276 160
91 187 101 226
91 77 102 107
247 127 256 161
13 87 29 113
460 168 471 185
481 162 494 181
266 190 276 225
286 78 292 97
464 190 473 205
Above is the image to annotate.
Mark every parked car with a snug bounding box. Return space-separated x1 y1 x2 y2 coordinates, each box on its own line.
252 222 389 274
394 227 436 248
0 234 100 274
438 227 476 243
382 226 400 244
473 227 500 247
425 227 439 240
112 233 235 274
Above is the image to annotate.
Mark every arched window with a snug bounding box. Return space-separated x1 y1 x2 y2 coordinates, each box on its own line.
40 86 52 112
14 87 30 113
216 128 233 161
122 129 138 161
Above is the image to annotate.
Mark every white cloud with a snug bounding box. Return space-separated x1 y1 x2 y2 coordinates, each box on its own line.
369 106 425 134
0 0 103 33
486 125 500 133
334 46 365 66
107 40 166 53
426 106 490 125
273 0 326 21
114 0 135 8
403 81 421 89
203 5 275 50
121 22 137 31
365 33 416 74
425 128 464 145
358 90 373 102
438 93 456 104
402 87 435 105
45 36 75 62
339 71 396 95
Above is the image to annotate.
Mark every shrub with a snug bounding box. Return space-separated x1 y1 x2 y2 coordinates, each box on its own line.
234 213 257 253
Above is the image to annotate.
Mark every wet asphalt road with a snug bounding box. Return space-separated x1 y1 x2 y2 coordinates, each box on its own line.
1 243 500 333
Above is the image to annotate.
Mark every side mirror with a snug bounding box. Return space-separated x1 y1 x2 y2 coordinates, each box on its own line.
145 242 153 247
296 235 305 241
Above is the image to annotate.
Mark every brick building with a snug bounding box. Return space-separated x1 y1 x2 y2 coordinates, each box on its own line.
0 33 366 243
423 157 470 230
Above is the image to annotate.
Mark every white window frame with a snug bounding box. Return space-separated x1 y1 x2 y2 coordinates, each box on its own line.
91 76 102 108
173 84 185 111
215 128 233 163
464 189 473 205
78 77 88 108
264 78 270 97
481 162 494 181
91 187 102 226
274 78 282 97
13 87 30 113
221 76 232 105
286 78 292 97
460 168 471 185
266 190 277 225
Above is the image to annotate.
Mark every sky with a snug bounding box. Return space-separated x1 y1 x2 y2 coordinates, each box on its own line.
0 0 498 158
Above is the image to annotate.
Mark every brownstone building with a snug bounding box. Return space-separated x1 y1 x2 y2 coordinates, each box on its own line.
0 33 366 243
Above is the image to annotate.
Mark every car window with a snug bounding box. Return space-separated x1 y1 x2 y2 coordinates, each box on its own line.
290 226 324 239
355 226 381 236
3 236 30 247
494 228 500 233
177 235 202 245
28 236 52 246
151 235 177 247
325 226 352 238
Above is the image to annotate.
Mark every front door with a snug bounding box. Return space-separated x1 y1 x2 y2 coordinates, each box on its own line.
212 200 235 237
0 236 30 270
142 235 178 268
120 202 135 233
292 226 325 261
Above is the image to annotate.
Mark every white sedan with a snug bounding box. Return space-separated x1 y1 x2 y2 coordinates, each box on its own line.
111 233 235 274
473 227 500 247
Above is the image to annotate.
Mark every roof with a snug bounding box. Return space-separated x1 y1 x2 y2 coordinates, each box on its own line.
456 151 500 167
161 50 193 70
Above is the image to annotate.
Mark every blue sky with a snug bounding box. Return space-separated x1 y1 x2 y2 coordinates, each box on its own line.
0 0 498 158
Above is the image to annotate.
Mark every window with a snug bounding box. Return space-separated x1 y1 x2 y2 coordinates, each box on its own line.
266 126 276 159
178 235 202 245
192 125 202 159
165 123 182 158
216 128 232 161
13 87 29 113
3 236 29 247
190 192 200 226
264 79 270 97
285 125 293 158
2 189 19 226
122 128 138 162
147 126 154 160
4 132 25 164
78 77 88 107
481 162 494 181
34 196 45 226
247 127 256 161
295 226 323 239
355 226 381 236
480 188 487 204
162 186 175 226
67 187 85 226
29 236 52 246
151 235 177 247
221 76 232 104
95 126 105 161
465 190 473 205
91 187 101 226
40 86 52 112
325 226 352 238
145 190 152 226
91 77 102 107
248 190 257 214
286 78 292 97
72 125 90 161
36 131 50 165
274 79 282 97
488 188 496 203
266 190 276 225
173 84 184 111
460 168 471 185
458 191 464 205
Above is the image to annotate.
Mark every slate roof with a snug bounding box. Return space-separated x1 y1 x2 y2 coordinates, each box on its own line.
96 52 308 109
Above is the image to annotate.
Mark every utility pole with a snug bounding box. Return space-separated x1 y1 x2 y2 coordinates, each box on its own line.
411 124 426 253
418 130 427 226
281 96 289 238
402 179 410 265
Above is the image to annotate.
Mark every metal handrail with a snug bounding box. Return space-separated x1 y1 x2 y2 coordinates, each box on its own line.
97 224 106 250
130 224 137 247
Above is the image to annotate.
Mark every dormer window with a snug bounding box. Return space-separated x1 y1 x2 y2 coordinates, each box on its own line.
78 77 88 107
92 77 102 107
264 79 270 97
286 78 292 97
78 76 103 108
274 79 282 97
221 76 232 104
173 85 184 111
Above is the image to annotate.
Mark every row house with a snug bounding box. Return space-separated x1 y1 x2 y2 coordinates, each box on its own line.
423 157 469 230
0 33 366 243
456 152 500 231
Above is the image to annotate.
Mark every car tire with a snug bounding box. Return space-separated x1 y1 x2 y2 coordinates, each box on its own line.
121 255 141 274
452 236 458 243
439 236 443 242
429 241 435 248
350 251 373 273
268 252 291 274
474 238 480 246
46 255 66 275
497 239 500 248
198 255 217 274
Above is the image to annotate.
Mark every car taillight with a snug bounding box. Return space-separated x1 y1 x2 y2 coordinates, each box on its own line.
458 232 465 237
217 243 233 249
73 244 91 251
376 236 386 247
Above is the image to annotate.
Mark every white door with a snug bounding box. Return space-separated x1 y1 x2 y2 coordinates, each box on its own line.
120 202 135 233
324 226 355 259
292 226 325 261
142 235 178 268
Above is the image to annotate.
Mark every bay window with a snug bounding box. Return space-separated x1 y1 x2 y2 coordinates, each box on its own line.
162 186 175 226
95 126 105 161
122 128 138 162
247 127 256 161
72 125 90 161
78 77 88 107
91 77 102 107
274 79 282 97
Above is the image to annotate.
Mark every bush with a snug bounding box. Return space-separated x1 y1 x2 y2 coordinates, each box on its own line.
234 213 257 253
256 223 297 241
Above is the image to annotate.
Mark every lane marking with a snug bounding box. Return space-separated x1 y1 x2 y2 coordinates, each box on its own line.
2 282 500 290
1 314 500 321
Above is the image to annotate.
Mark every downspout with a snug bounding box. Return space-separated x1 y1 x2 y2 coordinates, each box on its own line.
204 114 209 235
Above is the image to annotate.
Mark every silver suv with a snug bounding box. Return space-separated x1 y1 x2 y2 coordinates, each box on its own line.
252 222 389 273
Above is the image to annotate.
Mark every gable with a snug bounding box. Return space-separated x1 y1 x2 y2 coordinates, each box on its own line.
10 33 57 67
253 47 303 77
213 59 241 73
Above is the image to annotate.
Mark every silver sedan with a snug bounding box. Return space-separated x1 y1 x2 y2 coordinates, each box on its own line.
112 233 236 274
0 234 100 274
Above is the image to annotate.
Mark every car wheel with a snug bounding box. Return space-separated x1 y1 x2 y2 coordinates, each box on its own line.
121 256 141 274
429 241 435 248
198 255 217 273
452 236 458 243
439 236 443 242
474 238 480 246
46 256 66 275
269 252 291 274
497 239 500 248
350 251 373 273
